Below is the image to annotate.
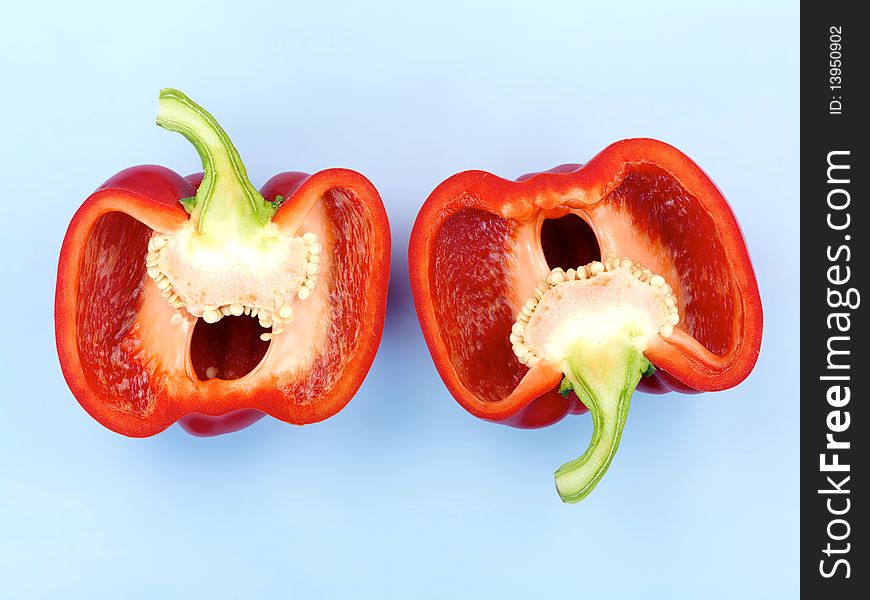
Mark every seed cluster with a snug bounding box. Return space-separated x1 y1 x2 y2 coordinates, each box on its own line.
510 252 681 367
145 231 322 342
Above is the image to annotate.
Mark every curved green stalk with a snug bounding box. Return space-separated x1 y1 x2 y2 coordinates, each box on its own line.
554 336 648 503
156 88 275 239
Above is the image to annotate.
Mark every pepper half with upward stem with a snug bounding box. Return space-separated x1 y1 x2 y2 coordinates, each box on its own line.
56 89 391 437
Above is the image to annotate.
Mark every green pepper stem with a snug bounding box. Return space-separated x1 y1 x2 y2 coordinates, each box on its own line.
554 338 646 503
156 88 275 239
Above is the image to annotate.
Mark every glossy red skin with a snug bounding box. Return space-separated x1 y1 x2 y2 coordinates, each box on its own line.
56 165 390 437
409 139 762 429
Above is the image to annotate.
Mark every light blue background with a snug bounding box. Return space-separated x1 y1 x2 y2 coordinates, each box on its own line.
1 1 798 597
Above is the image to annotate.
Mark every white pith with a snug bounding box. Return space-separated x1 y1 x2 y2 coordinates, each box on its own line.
511 252 680 366
145 225 321 341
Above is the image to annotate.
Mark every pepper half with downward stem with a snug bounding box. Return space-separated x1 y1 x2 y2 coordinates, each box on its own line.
511 252 679 502
408 140 763 502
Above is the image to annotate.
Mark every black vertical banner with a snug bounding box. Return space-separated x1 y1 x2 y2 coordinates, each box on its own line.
802 3 866 596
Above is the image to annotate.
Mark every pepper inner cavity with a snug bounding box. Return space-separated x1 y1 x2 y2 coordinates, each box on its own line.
540 213 601 271
190 315 271 381
145 228 322 342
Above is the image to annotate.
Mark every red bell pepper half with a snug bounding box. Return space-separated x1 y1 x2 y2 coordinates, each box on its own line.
409 139 762 502
56 90 390 437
